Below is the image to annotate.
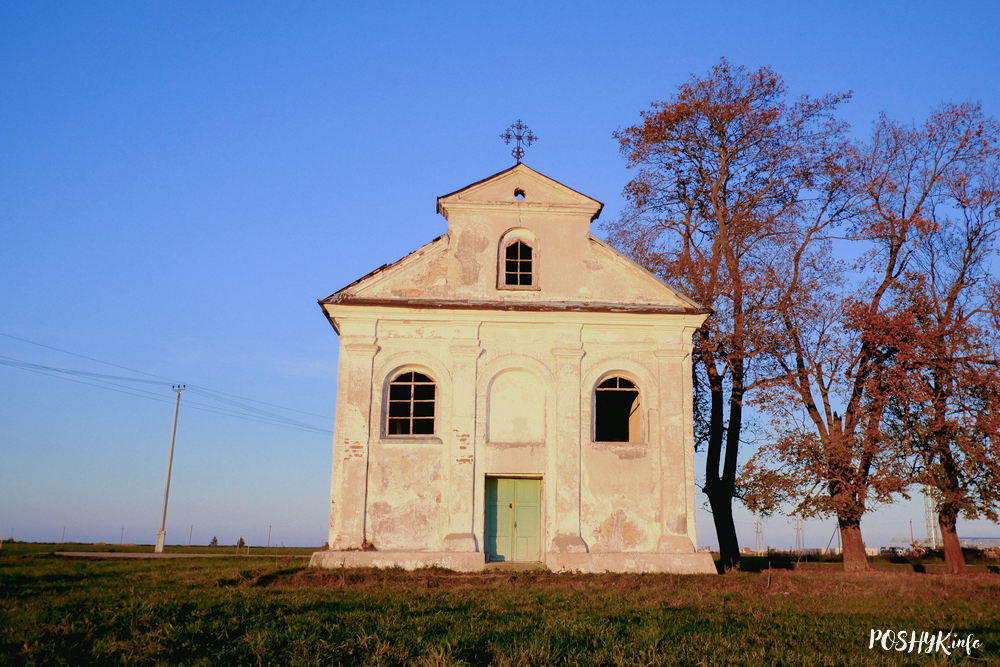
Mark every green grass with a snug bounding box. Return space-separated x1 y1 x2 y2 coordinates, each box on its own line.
1 546 998 665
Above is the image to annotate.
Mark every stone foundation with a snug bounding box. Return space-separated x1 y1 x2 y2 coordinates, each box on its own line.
546 551 717 574
309 550 717 574
308 550 486 572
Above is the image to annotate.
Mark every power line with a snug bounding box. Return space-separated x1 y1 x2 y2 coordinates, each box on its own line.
184 385 330 420
1 332 331 421
3 357 331 434
0 337 333 435
0 355 171 385
181 400 332 434
1 356 180 405
0 332 171 381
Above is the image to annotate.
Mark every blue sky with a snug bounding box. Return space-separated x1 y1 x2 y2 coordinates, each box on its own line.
2 2 998 549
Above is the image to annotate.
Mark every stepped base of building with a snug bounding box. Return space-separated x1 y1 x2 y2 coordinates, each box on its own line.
309 550 486 572
545 551 717 574
309 549 717 574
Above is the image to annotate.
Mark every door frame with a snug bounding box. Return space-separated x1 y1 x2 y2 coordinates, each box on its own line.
483 474 544 563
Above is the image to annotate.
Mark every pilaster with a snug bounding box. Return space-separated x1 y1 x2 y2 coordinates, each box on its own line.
654 348 694 553
550 341 587 554
328 335 380 550
443 341 482 551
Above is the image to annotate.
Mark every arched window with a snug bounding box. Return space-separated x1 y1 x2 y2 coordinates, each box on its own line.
594 376 641 442
497 229 538 290
386 371 436 435
504 240 533 286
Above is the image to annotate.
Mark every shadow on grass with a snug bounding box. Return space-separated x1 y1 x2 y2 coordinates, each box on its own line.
254 566 308 586
728 555 797 572
216 566 307 588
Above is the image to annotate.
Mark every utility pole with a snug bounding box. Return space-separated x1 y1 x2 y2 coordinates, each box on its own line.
267 523 272 548
825 524 838 554
924 486 939 549
155 385 184 553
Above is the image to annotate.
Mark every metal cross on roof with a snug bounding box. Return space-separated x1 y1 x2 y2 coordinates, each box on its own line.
500 120 537 164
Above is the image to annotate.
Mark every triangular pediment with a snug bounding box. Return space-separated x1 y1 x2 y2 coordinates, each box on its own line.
436 163 603 221
324 235 451 302
585 236 703 309
322 232 703 313
320 164 706 321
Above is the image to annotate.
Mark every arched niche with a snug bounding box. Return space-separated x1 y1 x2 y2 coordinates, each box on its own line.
487 368 545 443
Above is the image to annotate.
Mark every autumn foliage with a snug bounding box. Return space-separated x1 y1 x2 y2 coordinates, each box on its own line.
610 59 850 570
613 59 1000 573
867 127 1000 573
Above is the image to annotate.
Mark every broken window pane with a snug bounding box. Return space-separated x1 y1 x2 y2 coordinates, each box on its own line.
595 377 640 442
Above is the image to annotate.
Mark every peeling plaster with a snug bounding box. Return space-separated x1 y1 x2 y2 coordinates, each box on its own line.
454 232 488 285
485 441 544 450
370 499 438 550
593 509 643 552
591 443 649 460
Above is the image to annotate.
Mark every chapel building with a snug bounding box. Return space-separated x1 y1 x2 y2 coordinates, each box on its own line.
309 164 716 573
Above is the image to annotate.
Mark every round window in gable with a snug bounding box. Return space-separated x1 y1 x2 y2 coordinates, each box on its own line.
514 188 525 200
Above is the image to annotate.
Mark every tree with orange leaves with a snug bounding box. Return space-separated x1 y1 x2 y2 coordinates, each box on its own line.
873 127 1000 574
609 59 851 570
743 102 999 572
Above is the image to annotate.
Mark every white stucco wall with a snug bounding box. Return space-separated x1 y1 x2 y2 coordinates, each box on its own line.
314 164 715 574
324 308 704 562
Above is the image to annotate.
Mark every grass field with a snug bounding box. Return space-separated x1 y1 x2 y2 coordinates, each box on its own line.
2 543 997 665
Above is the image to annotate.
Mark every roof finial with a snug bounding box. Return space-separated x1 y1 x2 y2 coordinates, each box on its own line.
500 120 537 164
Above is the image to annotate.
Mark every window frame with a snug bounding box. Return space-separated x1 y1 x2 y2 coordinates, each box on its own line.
384 370 437 437
503 240 534 287
497 229 540 291
593 375 643 443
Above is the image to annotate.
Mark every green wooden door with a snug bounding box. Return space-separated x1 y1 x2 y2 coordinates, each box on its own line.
485 477 540 562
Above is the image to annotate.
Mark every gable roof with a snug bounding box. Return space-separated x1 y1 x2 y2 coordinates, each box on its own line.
319 164 708 326
587 235 704 311
325 235 446 298
319 232 708 315
436 163 604 221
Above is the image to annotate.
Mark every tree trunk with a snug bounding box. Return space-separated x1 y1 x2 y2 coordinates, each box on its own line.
838 518 869 572
706 479 740 572
937 508 967 575
702 354 742 572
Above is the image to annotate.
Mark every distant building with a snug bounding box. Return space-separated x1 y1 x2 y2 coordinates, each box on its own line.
959 537 1000 549
310 164 715 573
